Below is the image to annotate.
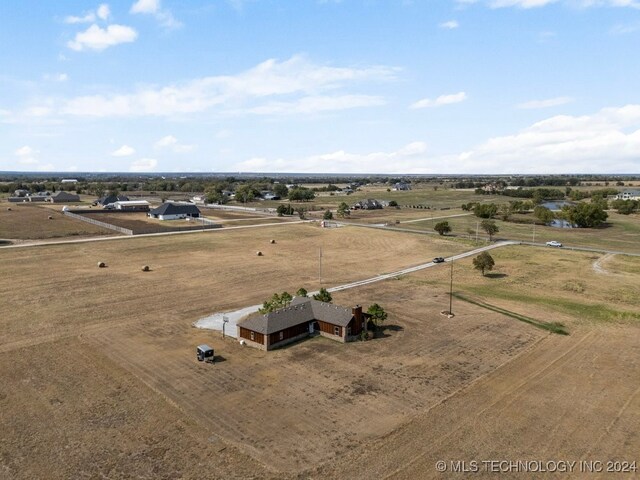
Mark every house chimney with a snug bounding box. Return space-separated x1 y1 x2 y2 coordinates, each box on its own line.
352 305 363 332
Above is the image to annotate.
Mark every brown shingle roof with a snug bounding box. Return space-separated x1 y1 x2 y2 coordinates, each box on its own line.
238 297 354 335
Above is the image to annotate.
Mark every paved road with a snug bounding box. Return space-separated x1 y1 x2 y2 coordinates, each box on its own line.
194 241 518 337
519 241 640 257
400 212 472 224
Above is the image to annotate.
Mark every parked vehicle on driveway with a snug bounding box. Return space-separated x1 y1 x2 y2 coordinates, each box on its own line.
546 241 562 247
433 257 445 263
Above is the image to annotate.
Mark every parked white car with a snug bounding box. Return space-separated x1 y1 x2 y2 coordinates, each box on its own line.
546 240 562 247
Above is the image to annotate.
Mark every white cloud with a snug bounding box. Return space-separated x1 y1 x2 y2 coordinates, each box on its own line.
439 20 460 29
517 96 574 109
233 104 640 174
483 0 640 8
410 91 467 109
44 73 68 82
247 94 385 115
65 4 111 24
58 55 397 117
15 145 35 156
67 24 138 51
155 135 194 153
13 145 53 170
453 104 640 172
233 142 429 174
130 0 182 29
112 145 136 156
65 11 96 24
97 4 111 20
129 157 158 172
130 0 159 14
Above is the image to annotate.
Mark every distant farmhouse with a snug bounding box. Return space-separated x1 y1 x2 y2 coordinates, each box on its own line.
148 202 201 220
47 191 80 203
393 182 411 191
615 189 640 201
352 199 384 210
113 200 150 212
60 178 78 184
96 194 130 207
237 297 370 351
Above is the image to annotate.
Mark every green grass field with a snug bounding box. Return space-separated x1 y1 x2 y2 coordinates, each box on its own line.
402 211 640 253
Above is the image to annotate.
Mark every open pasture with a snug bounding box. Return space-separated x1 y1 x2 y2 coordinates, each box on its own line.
2 224 639 478
403 211 640 253
0 203 112 240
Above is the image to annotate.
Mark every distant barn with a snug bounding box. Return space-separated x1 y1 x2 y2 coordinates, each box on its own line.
48 191 81 203
148 202 201 220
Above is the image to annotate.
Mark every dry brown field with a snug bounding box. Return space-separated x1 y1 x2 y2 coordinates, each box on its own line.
1 225 639 479
0 204 113 240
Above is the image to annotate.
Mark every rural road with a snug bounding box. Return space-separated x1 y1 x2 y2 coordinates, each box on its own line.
0 219 309 249
400 212 472 224
194 240 518 337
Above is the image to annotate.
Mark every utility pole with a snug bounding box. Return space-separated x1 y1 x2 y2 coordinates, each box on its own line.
449 258 454 315
319 247 323 286
475 220 479 245
532 221 536 243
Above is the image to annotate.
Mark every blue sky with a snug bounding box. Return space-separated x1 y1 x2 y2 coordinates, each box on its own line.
1 0 639 174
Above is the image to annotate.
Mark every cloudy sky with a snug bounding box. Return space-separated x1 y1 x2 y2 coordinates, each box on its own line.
1 0 639 174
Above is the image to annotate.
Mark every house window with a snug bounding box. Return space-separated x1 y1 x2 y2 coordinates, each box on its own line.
334 326 340 336
250 331 255 341
279 331 284 341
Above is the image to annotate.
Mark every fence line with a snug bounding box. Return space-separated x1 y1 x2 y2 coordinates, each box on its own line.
63 210 134 235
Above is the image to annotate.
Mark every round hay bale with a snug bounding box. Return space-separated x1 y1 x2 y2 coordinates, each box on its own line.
270 239 276 244
142 265 150 272
97 261 106 268
48 215 53 220
256 251 263 256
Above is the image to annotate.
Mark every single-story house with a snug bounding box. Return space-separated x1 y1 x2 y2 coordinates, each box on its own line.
261 192 281 201
352 199 384 210
61 178 78 184
96 194 130 206
237 297 370 351
114 200 150 212
48 191 81 203
615 189 640 201
393 182 412 191
148 202 201 220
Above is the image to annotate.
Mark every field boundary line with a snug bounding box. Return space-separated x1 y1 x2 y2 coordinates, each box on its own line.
380 330 596 479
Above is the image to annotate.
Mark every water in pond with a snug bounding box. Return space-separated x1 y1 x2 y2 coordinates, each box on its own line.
549 219 575 228
541 201 574 210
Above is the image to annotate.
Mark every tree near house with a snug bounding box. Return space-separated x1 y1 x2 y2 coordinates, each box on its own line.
235 184 256 203
473 252 495 276
337 202 350 218
434 221 451 236
313 288 332 303
323 209 333 220
367 303 387 329
273 183 289 198
258 291 293 314
481 219 499 241
296 287 308 298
